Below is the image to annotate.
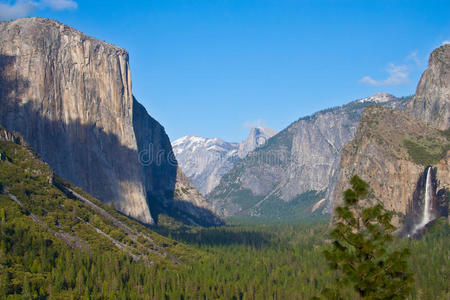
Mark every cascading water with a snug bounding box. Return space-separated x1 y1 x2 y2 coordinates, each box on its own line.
413 167 433 234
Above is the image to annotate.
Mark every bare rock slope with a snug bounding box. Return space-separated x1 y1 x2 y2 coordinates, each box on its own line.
207 94 410 220
407 44 450 130
334 46 450 231
172 126 277 195
333 106 449 228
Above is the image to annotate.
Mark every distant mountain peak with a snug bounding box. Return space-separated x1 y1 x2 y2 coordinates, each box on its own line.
358 93 397 103
238 126 277 158
406 44 450 130
207 94 412 219
172 126 277 195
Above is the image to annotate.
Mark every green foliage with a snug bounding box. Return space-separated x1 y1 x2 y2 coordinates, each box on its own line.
1 203 448 299
230 190 328 224
403 135 450 166
322 175 413 299
404 217 449 299
0 138 448 299
0 207 5 222
229 188 264 211
441 128 450 140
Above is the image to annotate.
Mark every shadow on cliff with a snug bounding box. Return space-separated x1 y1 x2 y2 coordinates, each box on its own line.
0 54 30 109
0 53 222 227
133 98 223 227
403 166 448 237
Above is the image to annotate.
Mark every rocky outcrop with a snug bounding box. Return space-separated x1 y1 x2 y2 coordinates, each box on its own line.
0 126 26 146
406 44 450 130
333 106 449 228
170 167 224 226
404 166 448 235
172 127 277 195
334 45 450 231
207 94 411 219
172 136 239 195
237 127 278 158
0 17 220 226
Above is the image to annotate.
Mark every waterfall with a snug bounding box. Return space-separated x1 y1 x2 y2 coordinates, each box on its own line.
413 167 433 234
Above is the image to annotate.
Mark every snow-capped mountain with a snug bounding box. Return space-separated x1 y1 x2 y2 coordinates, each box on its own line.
172 127 277 195
357 92 397 103
207 93 413 219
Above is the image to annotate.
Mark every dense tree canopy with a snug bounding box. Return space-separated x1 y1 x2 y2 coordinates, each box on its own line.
0 138 448 299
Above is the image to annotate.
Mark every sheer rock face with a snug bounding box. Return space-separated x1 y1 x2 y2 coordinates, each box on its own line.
133 99 222 226
0 17 219 226
172 127 277 195
0 17 151 223
407 44 450 130
172 136 239 195
171 167 224 226
334 46 450 230
237 127 278 159
333 107 449 228
207 95 411 218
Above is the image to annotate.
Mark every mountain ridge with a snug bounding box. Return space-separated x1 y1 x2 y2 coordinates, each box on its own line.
406 44 450 130
333 106 449 230
206 93 411 220
333 45 450 232
172 126 277 195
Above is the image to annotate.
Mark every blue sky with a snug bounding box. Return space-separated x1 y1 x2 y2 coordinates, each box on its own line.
1 1 449 142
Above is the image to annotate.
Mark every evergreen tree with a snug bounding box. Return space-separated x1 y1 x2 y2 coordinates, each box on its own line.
322 175 413 299
0 207 5 223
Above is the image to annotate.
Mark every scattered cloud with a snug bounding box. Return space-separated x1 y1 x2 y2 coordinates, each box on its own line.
443 40 450 45
0 0 77 21
43 0 77 10
359 76 378 86
0 1 38 20
360 63 410 86
406 50 422 67
244 119 266 129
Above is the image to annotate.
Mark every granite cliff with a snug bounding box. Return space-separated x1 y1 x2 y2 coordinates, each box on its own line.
172 136 239 195
333 45 450 232
333 106 449 229
0 17 220 226
237 127 278 159
207 94 410 220
406 44 450 130
172 126 277 195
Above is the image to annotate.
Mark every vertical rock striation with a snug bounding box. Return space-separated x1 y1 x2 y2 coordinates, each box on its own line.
333 106 449 229
172 126 277 195
133 99 222 225
334 45 450 231
0 17 220 226
0 17 152 223
237 127 278 159
406 44 450 130
207 94 411 219
172 136 240 195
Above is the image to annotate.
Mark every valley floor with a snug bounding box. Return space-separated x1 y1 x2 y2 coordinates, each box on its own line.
1 205 448 299
0 138 447 299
